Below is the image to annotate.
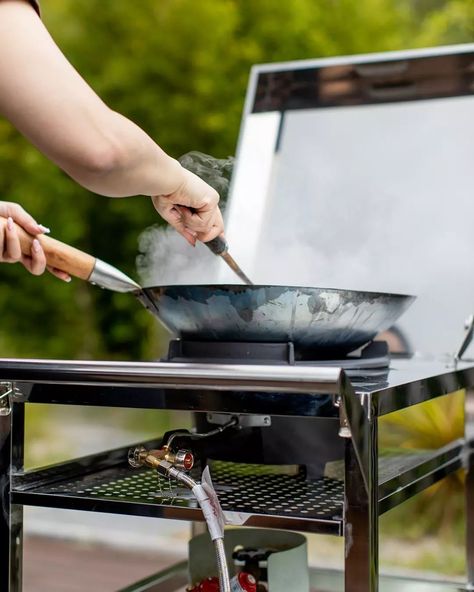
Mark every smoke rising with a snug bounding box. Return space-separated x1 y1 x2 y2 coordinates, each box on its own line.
178 151 234 199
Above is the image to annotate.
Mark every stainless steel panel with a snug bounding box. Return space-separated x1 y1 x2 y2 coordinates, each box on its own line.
226 44 474 357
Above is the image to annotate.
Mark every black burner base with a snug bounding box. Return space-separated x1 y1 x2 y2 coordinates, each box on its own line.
165 339 390 370
166 339 295 364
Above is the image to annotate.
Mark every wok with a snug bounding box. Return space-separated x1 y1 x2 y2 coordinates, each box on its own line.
139 284 415 354
6 218 415 354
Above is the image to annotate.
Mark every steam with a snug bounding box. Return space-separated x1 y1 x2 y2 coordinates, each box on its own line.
137 152 234 286
221 100 474 355
136 98 474 356
137 227 217 285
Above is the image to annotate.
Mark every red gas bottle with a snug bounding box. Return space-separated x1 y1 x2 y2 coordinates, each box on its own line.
198 577 220 592
230 572 257 592
188 572 257 592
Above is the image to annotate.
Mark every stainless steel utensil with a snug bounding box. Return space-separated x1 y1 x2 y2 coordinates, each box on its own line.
204 236 253 285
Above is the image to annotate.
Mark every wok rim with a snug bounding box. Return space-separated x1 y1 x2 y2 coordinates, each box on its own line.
138 283 417 301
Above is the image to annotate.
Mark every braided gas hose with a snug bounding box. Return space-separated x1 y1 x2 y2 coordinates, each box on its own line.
128 448 231 592
164 463 231 592
214 536 231 592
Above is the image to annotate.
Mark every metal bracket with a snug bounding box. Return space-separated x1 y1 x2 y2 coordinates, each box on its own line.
0 382 22 416
335 396 351 438
207 412 271 428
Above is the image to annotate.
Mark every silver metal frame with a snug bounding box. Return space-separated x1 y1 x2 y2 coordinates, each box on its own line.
0 356 473 591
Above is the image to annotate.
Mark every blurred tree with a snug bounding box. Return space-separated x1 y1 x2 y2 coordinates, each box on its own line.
380 391 464 537
416 0 474 44
0 0 471 359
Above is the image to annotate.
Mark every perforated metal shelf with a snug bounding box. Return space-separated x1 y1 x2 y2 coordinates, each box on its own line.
11 439 463 536
14 461 345 535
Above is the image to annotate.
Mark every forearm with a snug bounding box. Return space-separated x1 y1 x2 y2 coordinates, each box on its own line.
0 0 185 197
60 109 185 198
0 0 223 247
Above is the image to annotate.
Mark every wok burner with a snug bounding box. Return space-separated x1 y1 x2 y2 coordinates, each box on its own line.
162 339 390 480
165 338 390 379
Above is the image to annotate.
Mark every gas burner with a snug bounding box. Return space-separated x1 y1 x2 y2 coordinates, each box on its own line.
164 339 390 374
163 338 389 478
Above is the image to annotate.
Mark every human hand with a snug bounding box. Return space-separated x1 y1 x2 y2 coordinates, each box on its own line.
151 168 224 246
0 202 70 281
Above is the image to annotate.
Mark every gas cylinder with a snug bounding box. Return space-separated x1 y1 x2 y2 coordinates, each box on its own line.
197 577 219 592
230 572 257 592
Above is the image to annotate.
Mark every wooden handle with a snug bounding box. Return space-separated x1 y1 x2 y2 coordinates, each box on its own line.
0 217 96 280
205 235 228 255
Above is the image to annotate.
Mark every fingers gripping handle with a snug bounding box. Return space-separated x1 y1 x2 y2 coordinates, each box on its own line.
0 217 96 280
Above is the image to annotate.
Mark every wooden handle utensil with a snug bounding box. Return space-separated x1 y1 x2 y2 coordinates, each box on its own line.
0 216 96 280
0 216 139 292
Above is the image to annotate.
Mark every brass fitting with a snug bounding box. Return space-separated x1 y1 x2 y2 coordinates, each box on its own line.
128 445 194 471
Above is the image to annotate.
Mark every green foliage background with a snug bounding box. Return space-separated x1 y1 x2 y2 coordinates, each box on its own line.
0 0 472 360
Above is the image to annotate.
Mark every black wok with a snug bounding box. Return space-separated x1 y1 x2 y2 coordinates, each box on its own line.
137 284 415 354
7 217 415 355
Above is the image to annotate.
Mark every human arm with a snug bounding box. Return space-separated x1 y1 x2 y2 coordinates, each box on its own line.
0 0 223 244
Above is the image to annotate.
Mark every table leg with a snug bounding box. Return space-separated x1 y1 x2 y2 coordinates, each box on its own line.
343 397 378 592
0 402 25 592
0 410 12 592
465 388 474 590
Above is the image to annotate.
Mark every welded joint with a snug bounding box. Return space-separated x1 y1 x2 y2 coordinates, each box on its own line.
0 382 22 416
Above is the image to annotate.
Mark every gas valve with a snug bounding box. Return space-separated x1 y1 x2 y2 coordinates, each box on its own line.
128 445 194 471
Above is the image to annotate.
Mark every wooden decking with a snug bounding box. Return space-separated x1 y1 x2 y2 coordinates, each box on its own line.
23 535 185 592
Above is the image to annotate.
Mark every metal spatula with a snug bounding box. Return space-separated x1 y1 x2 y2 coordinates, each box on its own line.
205 235 253 285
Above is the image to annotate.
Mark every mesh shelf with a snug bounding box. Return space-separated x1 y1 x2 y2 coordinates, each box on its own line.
24 461 344 526
12 440 462 535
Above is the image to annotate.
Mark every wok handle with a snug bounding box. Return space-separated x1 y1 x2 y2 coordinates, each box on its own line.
0 216 96 280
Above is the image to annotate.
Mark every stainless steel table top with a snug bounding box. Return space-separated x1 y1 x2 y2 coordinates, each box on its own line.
0 355 472 416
